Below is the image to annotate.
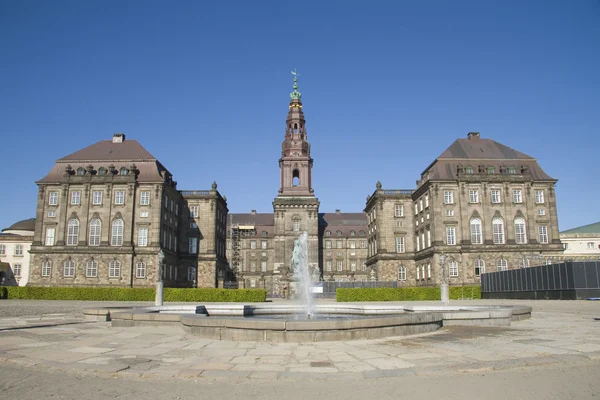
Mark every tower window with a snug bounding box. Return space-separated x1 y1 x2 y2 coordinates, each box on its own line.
292 169 300 187
293 123 298 134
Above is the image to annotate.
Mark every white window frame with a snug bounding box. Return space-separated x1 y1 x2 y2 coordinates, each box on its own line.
250 261 256 272
92 191 102 205
111 219 124 246
13 263 22 277
114 190 125 205
86 260 98 277
293 221 300 232
470 218 482 244
474 259 485 277
587 242 595 249
136 262 146 278
140 191 150 206
89 219 101 246
188 237 198 254
261 240 267 249
515 218 527 244
513 190 523 204
190 206 199 218
497 259 508 272
337 260 343 272
49 192 58 206
445 209 454 217
14 245 23 256
350 261 356 271
425 195 429 208
492 218 505 244
444 191 454 204
469 190 479 203
71 191 81 205
394 204 404 217
109 260 120 278
326 260 332 272
140 210 149 218
448 261 459 277
138 227 148 247
41 261 51 277
538 225 548 244
47 210 56 217
446 226 456 245
250 240 257 249
491 190 501 204
398 265 406 281
45 227 55 246
535 190 545 204
261 261 267 272
67 219 79 246
395 237 405 253
0 244 5 255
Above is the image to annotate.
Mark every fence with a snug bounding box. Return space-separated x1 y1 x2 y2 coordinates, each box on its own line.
481 261 600 300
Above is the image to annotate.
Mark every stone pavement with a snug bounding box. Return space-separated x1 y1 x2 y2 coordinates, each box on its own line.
0 299 599 381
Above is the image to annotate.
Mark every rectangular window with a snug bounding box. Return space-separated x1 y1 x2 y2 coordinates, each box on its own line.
446 226 456 245
513 190 522 203
14 244 23 256
471 222 482 244
47 210 56 217
325 240 332 249
293 221 300 232
350 261 356 271
444 191 453 204
138 227 148 246
186 267 195 281
349 240 356 249
326 260 332 272
71 191 81 205
427 230 431 247
49 192 58 205
109 261 120 278
537 208 546 216
538 225 548 244
535 190 545 204
421 232 425 249
250 261 256 272
115 190 125 205
190 206 199 218
41 261 51 277
13 264 22 277
491 190 501 204
92 191 102 205
86 261 98 278
445 209 454 217
360 240 367 248
395 237 405 253
261 261 267 272
261 240 267 249
336 240 343 249
469 190 479 203
493 221 505 244
250 279 256 288
394 204 404 217
140 210 149 218
140 191 150 205
419 199 423 211
425 195 429 208
515 221 527 244
337 251 343 257
250 240 257 249
416 236 420 251
45 227 55 246
449 261 459 277
188 237 198 254
0 245 5 255
337 261 343 271
416 266 420 280
414 204 418 215
587 242 595 249
398 266 406 281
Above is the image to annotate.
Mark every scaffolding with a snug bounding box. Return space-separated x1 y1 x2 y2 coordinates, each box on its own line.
229 214 256 277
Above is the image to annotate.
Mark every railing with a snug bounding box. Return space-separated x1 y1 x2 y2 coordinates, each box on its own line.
180 190 211 196
383 190 414 195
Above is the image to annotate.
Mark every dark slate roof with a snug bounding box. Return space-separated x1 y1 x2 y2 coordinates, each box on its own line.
37 161 167 184
561 222 600 234
439 138 533 160
424 135 555 181
228 213 275 226
58 139 156 162
2 218 36 232
320 213 366 226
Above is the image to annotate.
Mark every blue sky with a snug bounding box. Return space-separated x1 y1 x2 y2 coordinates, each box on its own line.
1 0 599 231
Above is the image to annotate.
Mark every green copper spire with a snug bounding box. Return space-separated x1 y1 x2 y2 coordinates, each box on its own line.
290 69 302 100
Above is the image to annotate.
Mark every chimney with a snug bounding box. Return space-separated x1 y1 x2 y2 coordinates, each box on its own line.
335 209 340 214
467 132 480 140
112 133 125 143
251 210 257 215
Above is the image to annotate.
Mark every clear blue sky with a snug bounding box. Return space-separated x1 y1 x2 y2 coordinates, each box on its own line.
1 0 599 231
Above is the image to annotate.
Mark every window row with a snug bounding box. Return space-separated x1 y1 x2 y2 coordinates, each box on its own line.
48 190 154 206
0 244 24 256
324 240 368 249
454 218 549 245
40 259 144 278
460 165 520 175
68 166 133 176
442 189 545 205
324 229 367 237
45 219 150 247
324 260 366 272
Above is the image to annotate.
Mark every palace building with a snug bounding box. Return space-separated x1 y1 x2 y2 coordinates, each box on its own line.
27 76 563 295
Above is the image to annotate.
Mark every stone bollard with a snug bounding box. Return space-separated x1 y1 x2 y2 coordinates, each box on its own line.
155 280 164 306
440 283 449 305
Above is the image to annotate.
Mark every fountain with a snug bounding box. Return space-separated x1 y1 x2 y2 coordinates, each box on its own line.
291 231 314 319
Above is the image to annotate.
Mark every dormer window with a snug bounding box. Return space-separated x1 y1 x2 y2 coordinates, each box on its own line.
98 167 107 175
325 230 331 236
487 166 495 174
350 230 356 236
76 167 85 176
119 167 129 175
508 167 516 174
465 166 473 174
359 230 366 236
336 230 342 236
261 231 268 237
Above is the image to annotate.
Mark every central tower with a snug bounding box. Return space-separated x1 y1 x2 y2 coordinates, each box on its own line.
272 71 320 283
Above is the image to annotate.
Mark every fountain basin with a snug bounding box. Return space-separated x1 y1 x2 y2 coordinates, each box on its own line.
84 303 531 342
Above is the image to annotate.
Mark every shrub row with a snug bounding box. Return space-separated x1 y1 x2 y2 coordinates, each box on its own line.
4 287 267 302
336 286 481 302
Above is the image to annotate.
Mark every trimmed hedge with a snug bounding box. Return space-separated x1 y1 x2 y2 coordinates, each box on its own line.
4 287 267 302
336 286 481 302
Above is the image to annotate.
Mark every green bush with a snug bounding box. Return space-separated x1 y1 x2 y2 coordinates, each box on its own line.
336 286 481 302
5 287 267 302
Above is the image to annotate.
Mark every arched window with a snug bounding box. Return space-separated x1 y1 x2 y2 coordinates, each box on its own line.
111 219 124 246
350 230 356 236
492 218 505 244
86 260 98 277
136 262 146 278
508 167 516 174
519 258 530 268
97 167 107 175
448 260 459 277
63 260 75 277
76 167 85 176
261 230 268 237
67 219 79 246
292 169 300 187
398 265 406 281
470 218 482 244
187 267 196 282
487 166 495 174
514 217 527 244
325 230 331 236
336 230 342 236
89 219 101 246
41 260 52 277
119 167 128 175
474 259 485 276
359 230 366 236
109 260 121 278
292 218 300 232
497 258 508 272
465 166 473 174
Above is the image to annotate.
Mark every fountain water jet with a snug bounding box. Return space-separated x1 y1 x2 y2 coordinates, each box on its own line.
291 231 314 319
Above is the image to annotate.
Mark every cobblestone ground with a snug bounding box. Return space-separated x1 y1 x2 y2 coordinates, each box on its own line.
0 299 599 399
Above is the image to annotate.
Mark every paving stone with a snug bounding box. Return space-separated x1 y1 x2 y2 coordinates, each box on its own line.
200 370 251 378
230 356 259 364
69 346 115 354
232 363 286 372
249 371 280 380
334 362 376 372
191 362 232 370
363 368 417 378
364 357 416 370
287 366 339 373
